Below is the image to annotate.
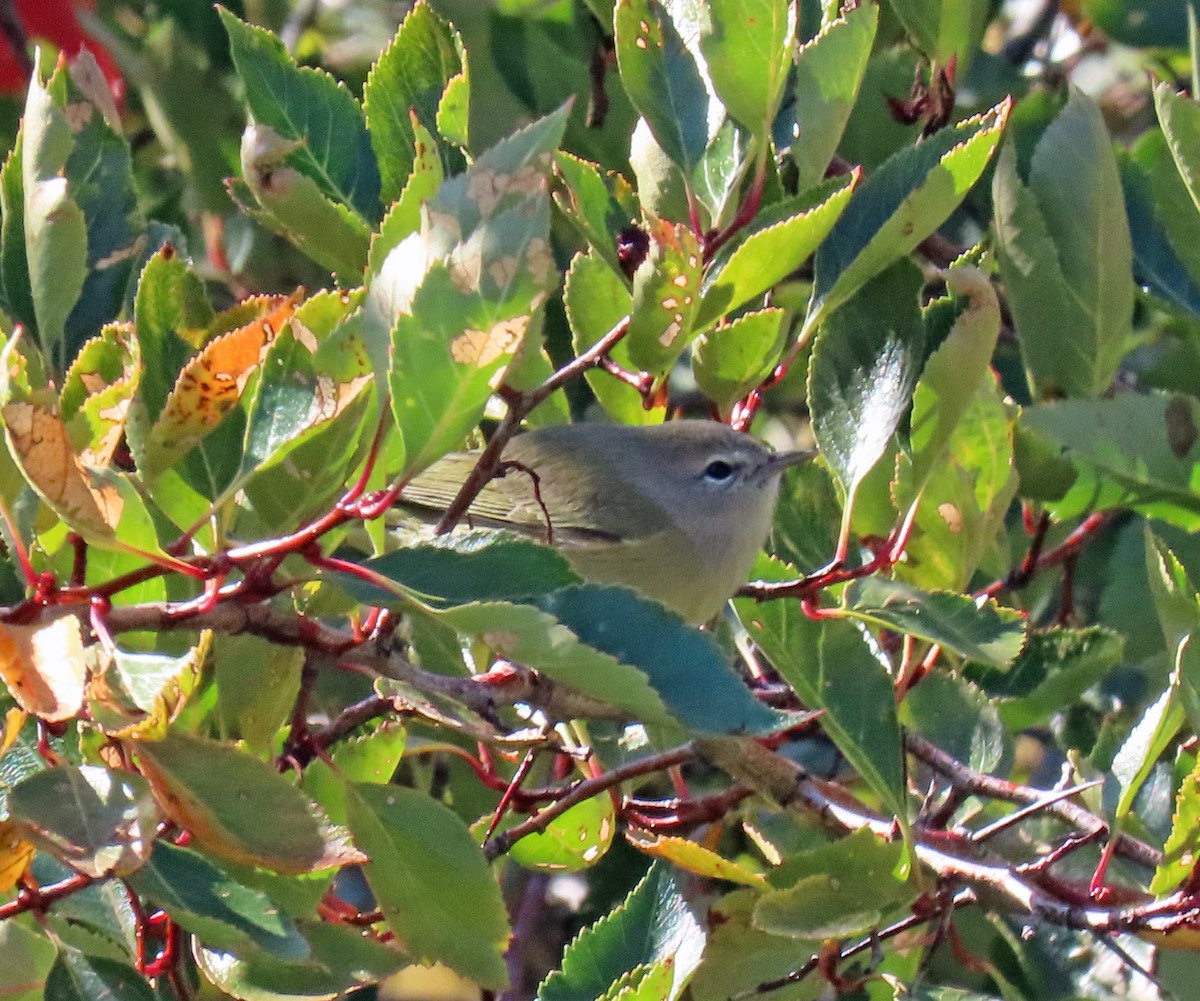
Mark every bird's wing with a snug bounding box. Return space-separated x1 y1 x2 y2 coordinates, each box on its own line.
400 450 627 540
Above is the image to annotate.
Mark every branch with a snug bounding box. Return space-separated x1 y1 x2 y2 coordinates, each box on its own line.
93 600 640 728
698 736 1185 937
483 743 696 860
434 316 632 534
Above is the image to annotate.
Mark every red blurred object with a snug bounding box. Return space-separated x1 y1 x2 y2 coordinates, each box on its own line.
0 0 124 102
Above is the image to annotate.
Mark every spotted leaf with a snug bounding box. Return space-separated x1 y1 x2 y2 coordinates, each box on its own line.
625 219 703 376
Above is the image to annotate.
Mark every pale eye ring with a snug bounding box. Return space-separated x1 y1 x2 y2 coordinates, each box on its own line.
703 459 736 482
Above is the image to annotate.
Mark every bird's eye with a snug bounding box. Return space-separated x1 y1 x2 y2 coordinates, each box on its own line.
703 459 736 482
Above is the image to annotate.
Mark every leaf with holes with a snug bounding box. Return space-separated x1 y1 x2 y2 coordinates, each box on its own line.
625 219 702 375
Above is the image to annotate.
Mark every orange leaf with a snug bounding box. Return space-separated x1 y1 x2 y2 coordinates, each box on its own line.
0 616 87 722
0 820 34 892
0 706 27 757
146 291 301 469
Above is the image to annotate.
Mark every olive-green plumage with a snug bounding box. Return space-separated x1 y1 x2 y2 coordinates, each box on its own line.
399 420 812 624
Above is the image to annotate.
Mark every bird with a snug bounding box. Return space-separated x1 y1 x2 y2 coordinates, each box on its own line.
397 420 813 624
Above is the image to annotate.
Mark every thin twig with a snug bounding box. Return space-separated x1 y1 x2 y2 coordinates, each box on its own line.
484 743 696 860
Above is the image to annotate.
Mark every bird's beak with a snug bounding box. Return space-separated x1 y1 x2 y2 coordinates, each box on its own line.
766 448 816 472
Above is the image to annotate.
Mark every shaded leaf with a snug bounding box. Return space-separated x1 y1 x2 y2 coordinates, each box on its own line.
131 733 351 874
844 577 1026 668
343 529 581 607
126 841 309 961
537 863 705 1001
811 99 1008 327
346 782 510 989
9 765 159 878
614 0 714 174
536 585 782 734
788 4 879 190
993 88 1133 398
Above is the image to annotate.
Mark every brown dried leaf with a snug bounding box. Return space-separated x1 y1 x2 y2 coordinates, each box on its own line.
0 616 87 722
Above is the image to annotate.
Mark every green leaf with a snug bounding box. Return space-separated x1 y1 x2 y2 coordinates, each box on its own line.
1154 81 1200 218
893 375 1018 592
132 733 342 874
810 99 1008 328
769 462 842 572
553 152 638 279
691 307 786 415
346 782 510 989
737 558 908 821
0 134 34 334
436 65 470 148
1145 528 1200 654
690 116 751 226
564 250 663 426
54 59 144 371
386 108 568 473
368 117 444 275
44 950 158 1001
625 220 703 375
887 0 989 64
1111 676 1184 821
1119 132 1200 321
905 267 1003 499
808 260 925 544
699 0 794 136
614 0 715 174
537 863 706 1001
536 585 782 735
788 4 879 190
439 599 674 725
214 634 303 754
342 529 582 607
1152 752 1200 895
903 672 1008 775
9 765 160 879
125 841 309 961
844 578 1025 668
21 57 87 368
967 627 1124 731
304 722 407 825
129 245 212 420
194 920 405 998
993 88 1133 398
240 321 372 481
235 124 373 283
507 794 616 871
219 7 381 221
0 919 56 1001
364 0 463 204
1020 393 1200 531
754 829 909 938
697 173 856 329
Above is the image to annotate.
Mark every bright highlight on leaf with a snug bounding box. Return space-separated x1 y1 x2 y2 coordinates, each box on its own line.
0 616 86 723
